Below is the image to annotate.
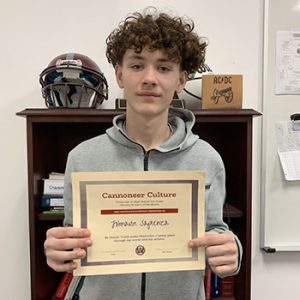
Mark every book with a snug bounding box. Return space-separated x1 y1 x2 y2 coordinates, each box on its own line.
64 276 81 300
55 272 73 299
71 276 85 300
221 276 234 297
49 172 65 180
41 194 64 208
211 273 221 297
205 268 212 299
43 178 64 195
42 209 64 215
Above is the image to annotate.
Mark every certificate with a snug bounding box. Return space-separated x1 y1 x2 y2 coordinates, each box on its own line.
72 171 205 276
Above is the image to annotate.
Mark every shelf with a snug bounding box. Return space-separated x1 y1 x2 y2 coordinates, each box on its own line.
18 108 257 300
39 213 64 221
16 108 261 118
223 203 243 218
213 297 235 300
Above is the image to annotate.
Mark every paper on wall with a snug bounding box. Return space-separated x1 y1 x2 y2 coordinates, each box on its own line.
276 121 300 180
275 31 300 95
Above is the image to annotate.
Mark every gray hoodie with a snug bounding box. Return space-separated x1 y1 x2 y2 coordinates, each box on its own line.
63 108 242 300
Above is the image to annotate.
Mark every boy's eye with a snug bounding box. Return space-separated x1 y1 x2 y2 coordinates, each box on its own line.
130 64 142 70
158 66 171 72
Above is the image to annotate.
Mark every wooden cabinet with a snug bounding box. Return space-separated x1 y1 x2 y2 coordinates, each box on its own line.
17 108 260 300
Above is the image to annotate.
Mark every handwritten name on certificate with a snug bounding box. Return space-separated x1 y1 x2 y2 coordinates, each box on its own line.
72 171 205 276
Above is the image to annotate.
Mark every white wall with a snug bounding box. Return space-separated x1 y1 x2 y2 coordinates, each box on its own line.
1 0 298 299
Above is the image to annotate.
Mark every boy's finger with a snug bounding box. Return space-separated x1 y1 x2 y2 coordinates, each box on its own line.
46 227 91 239
188 231 219 248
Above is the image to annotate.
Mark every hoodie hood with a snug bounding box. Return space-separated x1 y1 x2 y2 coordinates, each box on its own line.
106 107 199 153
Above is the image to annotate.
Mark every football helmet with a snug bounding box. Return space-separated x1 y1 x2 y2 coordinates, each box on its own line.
40 53 108 108
177 64 213 109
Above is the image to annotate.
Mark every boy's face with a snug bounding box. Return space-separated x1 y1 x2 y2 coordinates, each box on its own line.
115 47 187 118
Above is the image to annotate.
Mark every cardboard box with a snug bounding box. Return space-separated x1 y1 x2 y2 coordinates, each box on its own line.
201 74 243 109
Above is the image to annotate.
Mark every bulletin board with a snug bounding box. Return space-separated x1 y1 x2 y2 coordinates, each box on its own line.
261 0 300 252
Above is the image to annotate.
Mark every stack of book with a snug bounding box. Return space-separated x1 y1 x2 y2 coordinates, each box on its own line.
205 268 235 299
41 172 64 215
53 273 84 300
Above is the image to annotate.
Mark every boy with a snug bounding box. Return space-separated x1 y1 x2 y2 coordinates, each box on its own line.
44 8 241 300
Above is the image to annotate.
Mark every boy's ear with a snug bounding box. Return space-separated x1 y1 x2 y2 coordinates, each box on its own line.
115 64 124 88
176 71 188 93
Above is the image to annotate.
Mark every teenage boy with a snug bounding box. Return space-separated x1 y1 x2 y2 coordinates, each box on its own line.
44 8 242 300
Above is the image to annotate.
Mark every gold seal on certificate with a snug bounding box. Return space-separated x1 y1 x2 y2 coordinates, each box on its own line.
72 171 205 276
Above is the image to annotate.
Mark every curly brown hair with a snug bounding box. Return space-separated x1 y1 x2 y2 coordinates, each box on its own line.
105 8 207 75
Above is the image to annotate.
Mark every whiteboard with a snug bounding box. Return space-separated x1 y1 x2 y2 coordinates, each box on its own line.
261 0 300 252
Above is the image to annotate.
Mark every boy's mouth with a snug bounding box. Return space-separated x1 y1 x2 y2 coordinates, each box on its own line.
137 91 160 97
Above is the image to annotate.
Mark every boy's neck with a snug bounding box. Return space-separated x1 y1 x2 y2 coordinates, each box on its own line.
124 111 171 152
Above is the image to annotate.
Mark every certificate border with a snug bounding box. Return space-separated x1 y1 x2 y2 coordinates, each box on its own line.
79 179 199 267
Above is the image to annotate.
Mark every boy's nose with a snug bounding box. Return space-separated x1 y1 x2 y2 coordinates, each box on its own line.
142 67 157 86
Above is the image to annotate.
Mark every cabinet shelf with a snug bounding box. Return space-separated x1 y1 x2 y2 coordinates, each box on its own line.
17 108 260 300
213 297 235 300
223 203 243 218
39 213 64 221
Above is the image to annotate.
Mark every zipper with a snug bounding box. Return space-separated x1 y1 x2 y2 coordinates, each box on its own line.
143 151 150 171
141 272 146 300
141 150 150 300
119 129 151 300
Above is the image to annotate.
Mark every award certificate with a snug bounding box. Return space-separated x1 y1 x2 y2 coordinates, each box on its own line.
72 171 205 276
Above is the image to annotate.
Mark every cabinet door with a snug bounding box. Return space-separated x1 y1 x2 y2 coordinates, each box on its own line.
26 115 113 299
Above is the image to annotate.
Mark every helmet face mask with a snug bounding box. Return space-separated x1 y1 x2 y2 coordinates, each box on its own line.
40 53 108 108
45 80 98 108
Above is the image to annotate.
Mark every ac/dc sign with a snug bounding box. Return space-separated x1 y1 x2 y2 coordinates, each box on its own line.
202 74 243 109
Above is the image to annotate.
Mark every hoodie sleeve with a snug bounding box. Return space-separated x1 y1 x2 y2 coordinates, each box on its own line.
206 167 243 276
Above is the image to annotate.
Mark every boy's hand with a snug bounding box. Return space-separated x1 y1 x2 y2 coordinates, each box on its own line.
44 227 93 272
188 231 238 277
